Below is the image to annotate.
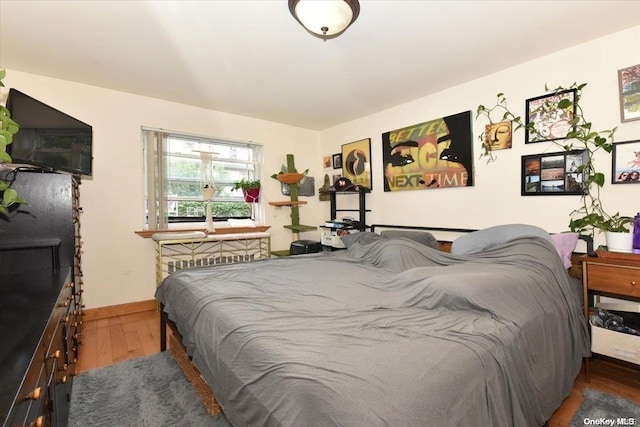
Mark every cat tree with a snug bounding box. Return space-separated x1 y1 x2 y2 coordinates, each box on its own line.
269 154 316 254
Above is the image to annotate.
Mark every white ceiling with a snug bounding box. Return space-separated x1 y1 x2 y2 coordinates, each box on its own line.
1 0 640 130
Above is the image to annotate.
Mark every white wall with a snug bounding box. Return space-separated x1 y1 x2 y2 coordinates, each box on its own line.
3 26 639 309
319 26 640 246
1 72 323 309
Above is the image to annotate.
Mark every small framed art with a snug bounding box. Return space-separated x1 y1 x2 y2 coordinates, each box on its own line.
612 139 640 184
525 89 576 144
332 153 342 169
618 64 640 123
521 150 587 195
323 155 332 169
484 120 512 151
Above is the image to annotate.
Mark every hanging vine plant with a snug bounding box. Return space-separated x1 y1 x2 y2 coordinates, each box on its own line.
0 69 27 216
476 82 630 236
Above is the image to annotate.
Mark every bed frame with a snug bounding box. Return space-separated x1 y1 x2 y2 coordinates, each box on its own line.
159 224 594 419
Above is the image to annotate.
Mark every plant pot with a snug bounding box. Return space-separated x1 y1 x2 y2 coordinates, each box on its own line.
276 173 304 185
605 231 633 253
202 187 215 200
243 188 260 203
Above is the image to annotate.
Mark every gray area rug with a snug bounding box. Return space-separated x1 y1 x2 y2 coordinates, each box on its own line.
69 352 231 426
570 388 640 427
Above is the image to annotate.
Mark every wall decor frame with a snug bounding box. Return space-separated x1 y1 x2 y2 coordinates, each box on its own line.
525 89 577 144
618 64 640 123
521 149 587 195
381 111 473 192
323 155 332 169
341 138 372 189
332 153 342 169
484 120 512 151
612 139 640 184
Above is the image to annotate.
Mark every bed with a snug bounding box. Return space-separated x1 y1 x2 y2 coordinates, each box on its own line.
155 224 592 427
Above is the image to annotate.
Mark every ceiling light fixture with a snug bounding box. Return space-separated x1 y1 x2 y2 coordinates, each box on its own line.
288 0 360 40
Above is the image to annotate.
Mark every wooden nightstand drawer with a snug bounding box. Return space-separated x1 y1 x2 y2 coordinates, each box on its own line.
584 262 640 298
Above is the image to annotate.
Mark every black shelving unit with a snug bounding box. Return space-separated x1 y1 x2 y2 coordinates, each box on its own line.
327 187 370 232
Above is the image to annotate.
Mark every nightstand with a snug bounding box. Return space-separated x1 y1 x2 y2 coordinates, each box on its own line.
582 254 640 381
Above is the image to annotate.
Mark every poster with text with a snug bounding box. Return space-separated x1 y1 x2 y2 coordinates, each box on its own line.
382 111 473 192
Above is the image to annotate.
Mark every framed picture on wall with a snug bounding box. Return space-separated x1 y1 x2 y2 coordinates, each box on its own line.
612 139 640 184
525 89 576 144
484 120 512 151
618 64 640 123
381 111 473 191
341 138 372 189
332 153 342 169
323 155 332 169
521 150 587 195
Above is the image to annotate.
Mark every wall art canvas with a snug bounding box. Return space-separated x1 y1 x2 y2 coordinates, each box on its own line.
341 138 372 189
521 150 587 195
612 139 640 184
484 120 512 151
618 64 640 122
381 111 473 192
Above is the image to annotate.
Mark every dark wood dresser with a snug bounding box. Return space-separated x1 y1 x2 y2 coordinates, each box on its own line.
1 268 81 427
1 171 84 427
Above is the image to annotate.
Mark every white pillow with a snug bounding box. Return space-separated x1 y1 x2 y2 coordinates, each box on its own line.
450 224 552 255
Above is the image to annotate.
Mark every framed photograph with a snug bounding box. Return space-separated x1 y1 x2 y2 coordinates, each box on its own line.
618 64 640 123
525 89 577 144
612 139 640 184
341 138 372 189
332 153 342 169
521 150 587 195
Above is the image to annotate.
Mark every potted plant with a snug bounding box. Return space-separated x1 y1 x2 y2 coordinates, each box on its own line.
571 212 634 252
271 164 309 185
476 82 630 242
232 178 261 203
0 69 26 215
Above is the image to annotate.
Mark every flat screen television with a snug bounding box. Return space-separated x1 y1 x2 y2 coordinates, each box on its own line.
6 88 93 176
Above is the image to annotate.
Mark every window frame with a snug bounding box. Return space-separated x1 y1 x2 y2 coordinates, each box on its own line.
142 127 262 229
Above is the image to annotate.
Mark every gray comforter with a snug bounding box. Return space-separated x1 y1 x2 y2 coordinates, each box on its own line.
156 236 589 427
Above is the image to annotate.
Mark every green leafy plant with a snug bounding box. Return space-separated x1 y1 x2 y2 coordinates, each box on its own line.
0 69 27 215
476 82 629 236
231 178 261 191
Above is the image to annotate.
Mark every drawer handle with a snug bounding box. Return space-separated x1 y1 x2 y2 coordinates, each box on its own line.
28 416 44 427
59 375 68 384
48 349 61 360
24 387 42 401
631 281 637 286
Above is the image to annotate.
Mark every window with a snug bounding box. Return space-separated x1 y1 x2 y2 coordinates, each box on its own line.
143 128 262 229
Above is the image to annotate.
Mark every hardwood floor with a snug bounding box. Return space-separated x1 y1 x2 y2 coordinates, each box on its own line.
75 309 161 373
76 310 640 426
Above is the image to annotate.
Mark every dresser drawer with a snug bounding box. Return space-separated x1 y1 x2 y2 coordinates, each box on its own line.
585 262 640 298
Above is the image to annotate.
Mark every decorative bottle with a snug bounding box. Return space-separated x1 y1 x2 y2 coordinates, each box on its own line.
633 212 640 252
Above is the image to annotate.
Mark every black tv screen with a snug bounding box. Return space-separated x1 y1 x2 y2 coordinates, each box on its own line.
6 88 93 176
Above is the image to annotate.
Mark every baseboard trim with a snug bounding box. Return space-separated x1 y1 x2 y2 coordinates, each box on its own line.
83 299 157 321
